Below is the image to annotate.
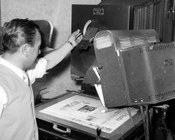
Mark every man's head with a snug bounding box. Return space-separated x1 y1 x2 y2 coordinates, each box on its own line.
2 18 41 70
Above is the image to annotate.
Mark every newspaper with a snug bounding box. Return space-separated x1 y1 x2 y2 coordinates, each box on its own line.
40 95 138 133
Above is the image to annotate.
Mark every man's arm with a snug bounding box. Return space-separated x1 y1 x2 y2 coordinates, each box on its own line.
44 29 82 70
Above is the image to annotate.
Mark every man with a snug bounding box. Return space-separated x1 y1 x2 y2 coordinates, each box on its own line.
0 18 82 140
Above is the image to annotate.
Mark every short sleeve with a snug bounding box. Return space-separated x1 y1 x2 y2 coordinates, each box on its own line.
27 58 48 84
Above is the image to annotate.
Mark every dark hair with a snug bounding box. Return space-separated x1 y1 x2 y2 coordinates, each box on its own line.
2 18 39 52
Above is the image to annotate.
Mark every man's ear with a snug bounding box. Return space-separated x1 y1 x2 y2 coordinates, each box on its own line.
20 43 30 57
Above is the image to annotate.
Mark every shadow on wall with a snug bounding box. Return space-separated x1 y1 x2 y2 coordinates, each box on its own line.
32 18 83 104
33 55 71 103
32 25 62 101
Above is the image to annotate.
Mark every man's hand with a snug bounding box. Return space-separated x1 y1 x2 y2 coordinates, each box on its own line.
67 29 83 48
44 30 83 70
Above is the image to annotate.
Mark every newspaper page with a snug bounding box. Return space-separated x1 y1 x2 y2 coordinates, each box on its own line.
40 95 138 133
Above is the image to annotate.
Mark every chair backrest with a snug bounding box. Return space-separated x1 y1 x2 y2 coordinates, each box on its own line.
33 20 54 49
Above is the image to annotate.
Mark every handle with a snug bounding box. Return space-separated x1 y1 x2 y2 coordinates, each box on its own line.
53 124 71 134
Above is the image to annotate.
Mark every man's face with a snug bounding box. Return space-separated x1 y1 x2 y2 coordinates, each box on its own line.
26 30 41 69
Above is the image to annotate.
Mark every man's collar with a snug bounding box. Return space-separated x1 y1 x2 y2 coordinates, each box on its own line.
0 56 27 81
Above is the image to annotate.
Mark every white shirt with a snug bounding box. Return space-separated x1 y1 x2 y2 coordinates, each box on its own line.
0 57 47 116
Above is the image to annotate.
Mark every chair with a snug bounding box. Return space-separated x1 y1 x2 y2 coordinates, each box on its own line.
33 20 54 50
